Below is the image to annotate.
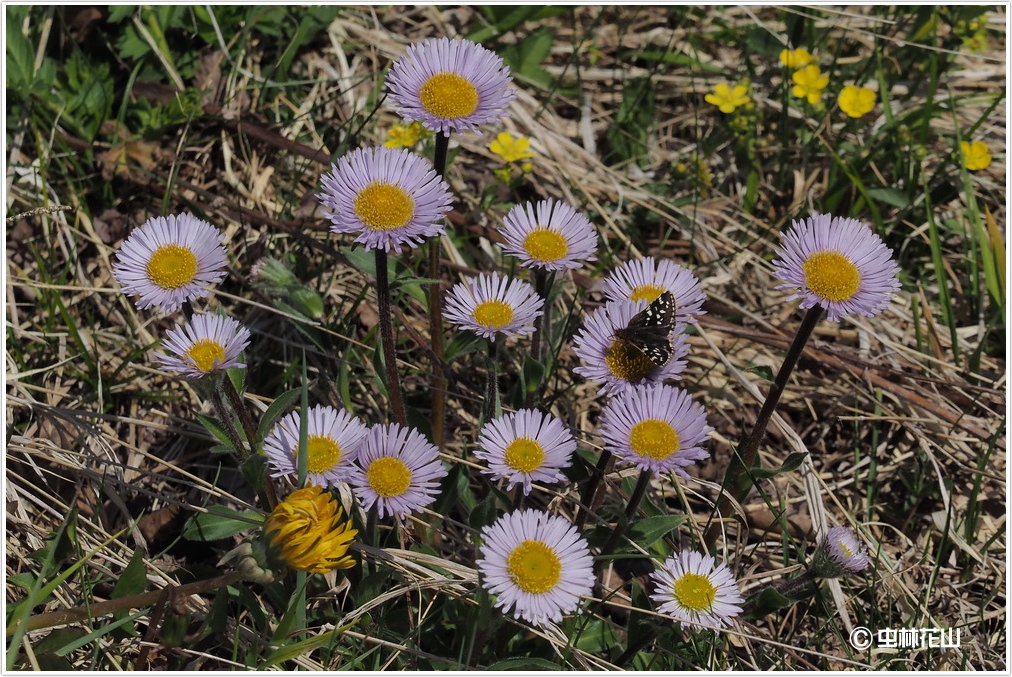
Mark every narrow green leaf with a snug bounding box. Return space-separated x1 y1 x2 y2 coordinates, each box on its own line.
750 452 809 480
627 515 686 548
257 388 303 443
182 507 262 542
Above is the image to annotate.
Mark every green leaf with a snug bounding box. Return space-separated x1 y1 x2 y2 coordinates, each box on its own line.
257 387 303 443
486 657 564 671
626 515 686 548
262 617 359 669
196 414 234 450
182 507 262 542
743 585 794 618
749 452 808 480
744 365 775 383
5 10 35 91
867 187 911 209
111 549 147 635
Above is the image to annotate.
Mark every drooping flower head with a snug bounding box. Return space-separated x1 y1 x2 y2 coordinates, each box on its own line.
444 272 544 340
498 199 598 272
317 146 453 252
811 526 870 578
263 485 358 573
837 85 876 118
599 383 712 477
704 83 751 114
112 214 228 312
348 423 447 520
650 551 744 630
475 409 576 496
263 405 369 487
791 64 829 104
386 37 516 135
771 213 901 322
572 300 688 397
154 313 250 378
477 509 595 626
603 256 706 325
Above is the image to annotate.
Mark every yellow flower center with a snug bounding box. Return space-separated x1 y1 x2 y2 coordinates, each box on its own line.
353 182 415 231
146 243 198 289
629 284 667 304
473 300 514 329
419 72 479 120
673 572 716 612
366 456 412 497
305 434 342 475
604 339 657 382
523 227 568 262
628 419 680 460
802 251 861 302
503 437 545 473
506 539 561 594
185 339 227 372
837 541 854 559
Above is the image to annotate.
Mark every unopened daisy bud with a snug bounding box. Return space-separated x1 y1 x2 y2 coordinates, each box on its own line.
263 485 358 574
810 526 870 578
250 256 298 291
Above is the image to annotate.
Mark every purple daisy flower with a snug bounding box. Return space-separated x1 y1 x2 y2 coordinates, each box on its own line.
262 404 369 487
598 383 712 477
603 256 706 324
348 423 447 520
572 300 688 397
475 409 576 495
386 37 516 135
316 146 453 252
112 214 228 312
498 199 598 271
650 551 744 630
772 213 901 321
154 313 250 378
444 272 544 340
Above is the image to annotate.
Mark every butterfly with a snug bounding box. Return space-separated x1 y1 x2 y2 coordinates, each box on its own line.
612 291 677 367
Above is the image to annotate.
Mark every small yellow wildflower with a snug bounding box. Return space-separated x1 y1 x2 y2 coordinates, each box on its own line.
704 83 751 114
779 47 813 69
384 121 430 149
263 485 358 574
837 85 877 118
490 132 534 162
961 140 992 171
791 65 830 104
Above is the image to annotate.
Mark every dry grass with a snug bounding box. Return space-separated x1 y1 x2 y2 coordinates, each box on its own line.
6 5 1006 671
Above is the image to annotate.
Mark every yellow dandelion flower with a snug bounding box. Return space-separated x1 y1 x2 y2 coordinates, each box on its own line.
263 485 357 573
791 65 830 104
961 140 992 171
704 83 751 114
779 47 813 69
490 132 534 162
837 85 877 118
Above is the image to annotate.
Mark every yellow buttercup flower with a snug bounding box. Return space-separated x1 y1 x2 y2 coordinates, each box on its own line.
384 121 430 149
837 85 877 118
779 47 813 69
961 140 992 171
704 83 751 114
490 132 534 162
791 65 829 104
263 485 357 573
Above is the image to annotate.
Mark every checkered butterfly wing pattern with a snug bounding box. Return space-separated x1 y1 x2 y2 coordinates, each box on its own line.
612 291 677 367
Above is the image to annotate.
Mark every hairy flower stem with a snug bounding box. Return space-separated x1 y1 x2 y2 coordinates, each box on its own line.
480 337 502 426
704 305 823 551
10 570 245 635
575 449 612 530
210 386 277 511
599 469 651 558
428 132 451 448
524 269 554 409
375 248 407 427
221 376 279 510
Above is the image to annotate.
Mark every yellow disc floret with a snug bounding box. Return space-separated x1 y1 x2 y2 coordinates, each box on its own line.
802 251 861 302
506 539 562 594
305 435 342 475
186 339 226 372
628 419 680 460
473 300 515 328
523 228 568 262
420 72 479 120
605 339 657 382
504 437 546 473
366 457 412 497
674 572 716 611
147 244 198 289
630 284 667 304
354 182 415 231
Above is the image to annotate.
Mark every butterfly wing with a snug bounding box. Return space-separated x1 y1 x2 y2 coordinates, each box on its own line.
612 291 677 367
